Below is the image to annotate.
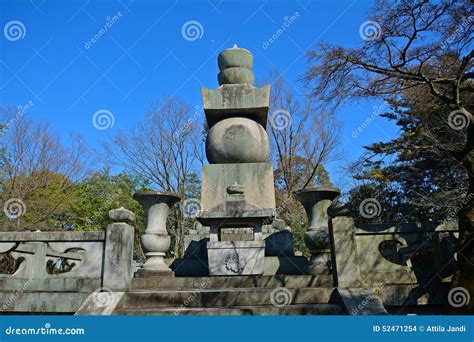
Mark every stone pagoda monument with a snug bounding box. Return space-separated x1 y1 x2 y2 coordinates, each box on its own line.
196 45 276 276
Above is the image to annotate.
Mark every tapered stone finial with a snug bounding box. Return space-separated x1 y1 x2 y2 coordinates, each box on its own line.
217 45 254 85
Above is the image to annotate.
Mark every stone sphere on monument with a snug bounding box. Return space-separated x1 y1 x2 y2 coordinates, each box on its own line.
206 117 270 163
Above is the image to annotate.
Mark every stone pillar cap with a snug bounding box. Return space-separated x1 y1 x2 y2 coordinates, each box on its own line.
109 207 136 222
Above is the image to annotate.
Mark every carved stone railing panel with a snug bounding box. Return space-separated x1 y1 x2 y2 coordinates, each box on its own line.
0 233 105 280
0 210 135 294
330 216 458 288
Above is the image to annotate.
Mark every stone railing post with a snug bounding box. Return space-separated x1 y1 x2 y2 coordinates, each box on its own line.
327 203 363 287
103 207 136 291
295 186 340 275
133 191 180 277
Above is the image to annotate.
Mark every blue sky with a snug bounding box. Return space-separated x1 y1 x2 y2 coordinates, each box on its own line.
0 0 398 191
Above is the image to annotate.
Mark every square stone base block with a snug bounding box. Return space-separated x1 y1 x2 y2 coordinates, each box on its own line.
207 241 265 276
135 268 175 278
201 163 275 211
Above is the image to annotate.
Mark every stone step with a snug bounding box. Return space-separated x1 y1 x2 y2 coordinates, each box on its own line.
113 303 345 316
132 275 333 290
117 287 338 309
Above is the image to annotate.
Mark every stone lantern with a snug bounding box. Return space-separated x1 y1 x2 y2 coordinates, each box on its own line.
295 186 341 275
133 191 180 277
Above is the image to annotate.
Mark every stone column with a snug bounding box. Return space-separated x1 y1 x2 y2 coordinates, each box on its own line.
133 191 180 277
295 186 340 275
103 207 135 290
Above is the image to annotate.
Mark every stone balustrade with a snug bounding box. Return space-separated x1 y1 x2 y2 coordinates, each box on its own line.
0 208 135 313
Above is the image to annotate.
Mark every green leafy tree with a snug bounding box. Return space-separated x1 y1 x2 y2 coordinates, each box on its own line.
65 170 148 232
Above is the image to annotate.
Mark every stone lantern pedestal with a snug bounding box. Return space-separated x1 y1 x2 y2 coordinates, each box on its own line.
295 186 340 275
133 191 180 277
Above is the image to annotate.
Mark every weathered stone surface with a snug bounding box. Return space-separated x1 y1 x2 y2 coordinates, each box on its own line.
337 288 388 315
217 45 254 85
201 84 270 128
75 291 124 316
0 292 89 313
295 187 341 275
353 222 458 285
201 163 275 211
0 277 101 293
207 240 265 275
134 191 180 276
109 207 136 222
117 287 336 308
331 216 363 287
206 117 270 163
0 231 105 241
218 45 253 70
114 304 345 316
131 275 332 289
218 67 254 85
103 222 134 291
0 239 104 279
